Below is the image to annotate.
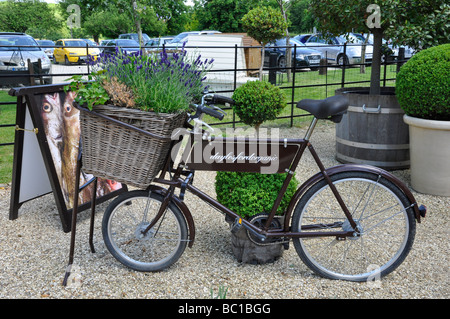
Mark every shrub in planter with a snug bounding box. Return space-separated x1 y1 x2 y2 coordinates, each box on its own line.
215 80 294 263
215 171 299 219
231 80 286 130
396 43 450 121
216 171 298 264
396 44 450 196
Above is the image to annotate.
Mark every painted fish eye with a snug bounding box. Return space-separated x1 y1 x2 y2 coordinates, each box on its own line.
65 104 72 113
43 103 52 113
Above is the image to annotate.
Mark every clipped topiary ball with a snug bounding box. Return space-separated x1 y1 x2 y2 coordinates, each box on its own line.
396 44 450 120
232 81 286 129
215 171 298 219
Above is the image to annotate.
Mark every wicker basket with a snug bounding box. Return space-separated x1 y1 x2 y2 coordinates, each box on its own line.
78 104 186 188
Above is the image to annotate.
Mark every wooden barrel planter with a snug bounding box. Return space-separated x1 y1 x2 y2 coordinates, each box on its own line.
335 87 410 170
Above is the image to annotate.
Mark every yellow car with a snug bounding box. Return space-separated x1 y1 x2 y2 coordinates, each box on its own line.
54 39 100 64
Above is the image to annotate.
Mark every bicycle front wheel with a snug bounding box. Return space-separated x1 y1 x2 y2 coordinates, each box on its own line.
291 171 416 281
102 190 188 272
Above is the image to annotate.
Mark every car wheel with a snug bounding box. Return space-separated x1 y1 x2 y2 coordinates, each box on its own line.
65 55 70 65
337 54 349 67
278 56 286 72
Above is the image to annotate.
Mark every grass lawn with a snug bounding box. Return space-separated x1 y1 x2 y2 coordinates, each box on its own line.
210 64 399 128
0 90 16 184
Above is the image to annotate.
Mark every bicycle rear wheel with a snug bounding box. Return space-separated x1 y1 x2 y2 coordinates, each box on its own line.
291 171 416 281
102 190 188 272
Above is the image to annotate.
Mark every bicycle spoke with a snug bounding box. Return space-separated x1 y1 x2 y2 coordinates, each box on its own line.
292 172 415 281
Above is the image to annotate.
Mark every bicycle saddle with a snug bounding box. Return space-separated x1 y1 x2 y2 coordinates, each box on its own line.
297 95 349 123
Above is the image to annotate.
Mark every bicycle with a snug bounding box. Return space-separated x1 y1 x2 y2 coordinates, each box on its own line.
65 93 426 284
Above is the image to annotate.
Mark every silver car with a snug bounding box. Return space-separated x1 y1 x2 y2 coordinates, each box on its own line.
0 33 52 85
304 33 373 65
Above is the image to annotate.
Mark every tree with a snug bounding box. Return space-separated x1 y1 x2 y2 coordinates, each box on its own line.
195 0 261 33
276 0 293 81
309 0 450 95
58 0 186 41
0 0 62 38
242 6 288 80
288 0 315 34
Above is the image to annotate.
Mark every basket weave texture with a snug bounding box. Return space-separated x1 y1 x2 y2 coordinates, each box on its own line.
79 104 186 188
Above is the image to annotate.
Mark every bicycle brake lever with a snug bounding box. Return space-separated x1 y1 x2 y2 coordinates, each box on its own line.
193 118 214 135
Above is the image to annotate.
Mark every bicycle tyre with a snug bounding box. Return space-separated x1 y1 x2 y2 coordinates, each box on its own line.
102 190 188 272
291 171 416 281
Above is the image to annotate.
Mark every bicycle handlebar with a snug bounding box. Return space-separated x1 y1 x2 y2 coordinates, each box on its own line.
197 104 225 120
210 94 235 106
190 94 232 121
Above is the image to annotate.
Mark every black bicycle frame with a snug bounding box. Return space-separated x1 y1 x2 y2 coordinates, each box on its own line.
150 129 358 241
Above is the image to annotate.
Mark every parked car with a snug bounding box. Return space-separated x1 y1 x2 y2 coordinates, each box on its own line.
82 39 98 47
36 39 55 60
304 33 373 65
364 34 415 59
119 33 151 44
145 37 174 47
102 39 140 55
293 34 312 44
54 39 100 64
0 32 52 84
98 39 112 53
264 38 323 71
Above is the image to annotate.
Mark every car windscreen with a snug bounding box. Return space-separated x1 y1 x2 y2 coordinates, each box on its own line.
64 40 87 47
116 39 139 47
0 35 40 51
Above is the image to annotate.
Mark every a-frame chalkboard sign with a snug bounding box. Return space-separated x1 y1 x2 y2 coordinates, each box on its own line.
8 84 126 232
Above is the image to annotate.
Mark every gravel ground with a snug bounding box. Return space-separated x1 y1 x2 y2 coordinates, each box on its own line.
0 121 448 300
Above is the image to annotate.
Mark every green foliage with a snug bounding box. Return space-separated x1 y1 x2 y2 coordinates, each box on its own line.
59 0 188 39
309 0 449 51
396 44 450 121
309 0 449 95
215 171 298 219
0 0 62 38
195 0 261 33
68 46 212 113
232 81 286 129
241 6 288 46
64 72 110 109
288 0 316 34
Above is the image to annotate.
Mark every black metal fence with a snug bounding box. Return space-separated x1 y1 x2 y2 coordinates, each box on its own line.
0 42 409 147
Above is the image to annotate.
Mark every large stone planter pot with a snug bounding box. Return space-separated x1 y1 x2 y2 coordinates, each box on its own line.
335 87 410 170
403 115 450 196
225 215 284 264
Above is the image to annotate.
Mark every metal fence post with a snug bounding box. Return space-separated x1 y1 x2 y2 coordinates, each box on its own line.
341 43 347 88
233 44 238 129
290 44 297 127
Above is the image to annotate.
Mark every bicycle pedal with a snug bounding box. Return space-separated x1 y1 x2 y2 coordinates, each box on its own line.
230 217 243 234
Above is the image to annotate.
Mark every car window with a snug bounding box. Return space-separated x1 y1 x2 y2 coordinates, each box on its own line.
0 35 40 51
309 36 326 44
64 40 86 47
290 38 305 46
116 39 139 46
275 39 286 46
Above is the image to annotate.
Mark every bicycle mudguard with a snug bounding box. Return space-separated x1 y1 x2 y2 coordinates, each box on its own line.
146 185 196 248
284 164 424 230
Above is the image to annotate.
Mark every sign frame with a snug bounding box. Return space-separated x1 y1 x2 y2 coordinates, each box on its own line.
8 84 127 232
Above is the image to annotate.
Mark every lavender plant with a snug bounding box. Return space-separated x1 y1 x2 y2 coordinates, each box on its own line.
87 44 213 114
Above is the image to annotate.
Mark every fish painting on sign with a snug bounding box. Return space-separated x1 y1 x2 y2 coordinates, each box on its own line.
39 91 122 210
